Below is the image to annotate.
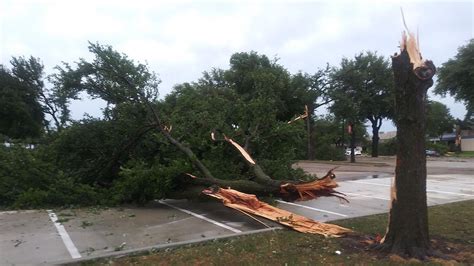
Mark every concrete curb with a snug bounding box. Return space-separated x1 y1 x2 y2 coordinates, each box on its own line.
53 227 283 265
297 160 392 167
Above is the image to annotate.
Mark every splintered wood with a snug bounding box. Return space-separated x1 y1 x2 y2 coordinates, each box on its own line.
203 187 352 237
280 171 349 202
287 105 309 124
226 137 256 165
401 31 422 69
398 9 435 81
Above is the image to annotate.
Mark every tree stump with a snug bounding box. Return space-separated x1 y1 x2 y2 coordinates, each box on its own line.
379 34 436 258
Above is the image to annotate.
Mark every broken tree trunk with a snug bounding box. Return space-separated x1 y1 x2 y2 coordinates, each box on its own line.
306 105 315 160
280 171 348 202
215 132 348 202
378 31 436 258
203 187 352 237
288 105 315 160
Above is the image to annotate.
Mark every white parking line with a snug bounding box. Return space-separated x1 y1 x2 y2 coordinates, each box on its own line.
341 192 390 201
426 189 473 197
47 210 81 259
158 200 242 233
347 180 390 187
428 179 474 190
275 200 347 217
348 180 474 197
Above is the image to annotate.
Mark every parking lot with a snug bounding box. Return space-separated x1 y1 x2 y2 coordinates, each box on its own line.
1 158 473 264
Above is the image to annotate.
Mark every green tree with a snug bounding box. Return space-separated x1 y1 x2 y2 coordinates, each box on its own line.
330 52 394 158
312 116 347 161
59 45 321 200
0 66 44 139
290 67 332 160
10 56 78 132
426 100 454 137
435 39 474 124
164 52 307 181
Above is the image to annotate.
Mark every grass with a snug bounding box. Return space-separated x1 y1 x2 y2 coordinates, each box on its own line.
445 151 474 158
80 220 94 228
453 151 474 158
56 217 70 223
81 200 474 265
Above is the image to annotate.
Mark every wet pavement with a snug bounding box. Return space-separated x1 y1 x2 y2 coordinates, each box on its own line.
1 159 473 264
276 174 474 223
0 210 71 265
0 200 279 265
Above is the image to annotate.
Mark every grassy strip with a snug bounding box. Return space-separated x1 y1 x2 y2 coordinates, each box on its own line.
445 151 474 158
455 151 474 158
84 200 474 265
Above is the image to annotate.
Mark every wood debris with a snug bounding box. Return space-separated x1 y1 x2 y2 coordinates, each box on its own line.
203 187 352 237
225 137 256 165
280 169 348 202
287 105 309 124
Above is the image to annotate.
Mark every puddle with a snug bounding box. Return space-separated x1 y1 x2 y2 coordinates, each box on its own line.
367 173 391 179
347 173 392 181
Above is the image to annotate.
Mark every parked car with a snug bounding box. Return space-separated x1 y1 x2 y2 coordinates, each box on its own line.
345 149 362 156
425 149 440 157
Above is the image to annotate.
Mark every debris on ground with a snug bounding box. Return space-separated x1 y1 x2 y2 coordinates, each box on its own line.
203 187 352 237
12 239 23 247
114 242 126 251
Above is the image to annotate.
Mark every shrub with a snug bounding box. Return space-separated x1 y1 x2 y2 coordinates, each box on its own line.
426 142 449 155
0 145 104 209
111 159 190 205
377 138 398 156
314 144 346 161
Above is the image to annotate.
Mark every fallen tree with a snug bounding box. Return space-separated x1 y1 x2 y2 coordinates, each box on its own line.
60 43 347 203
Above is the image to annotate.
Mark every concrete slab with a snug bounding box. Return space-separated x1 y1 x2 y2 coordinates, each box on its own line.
0 210 71 265
277 193 390 222
55 200 272 259
161 199 279 231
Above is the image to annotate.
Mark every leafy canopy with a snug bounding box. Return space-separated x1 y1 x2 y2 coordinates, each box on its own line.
0 66 44 139
330 51 394 125
435 39 474 121
426 100 454 137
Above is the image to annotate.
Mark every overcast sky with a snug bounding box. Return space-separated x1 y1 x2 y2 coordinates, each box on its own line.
1 0 472 132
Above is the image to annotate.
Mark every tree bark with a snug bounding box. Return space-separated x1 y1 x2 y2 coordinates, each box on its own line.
307 110 314 160
349 122 356 163
379 47 436 258
371 117 382 157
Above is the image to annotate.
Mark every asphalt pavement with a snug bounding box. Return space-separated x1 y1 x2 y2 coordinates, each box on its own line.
1 158 473 265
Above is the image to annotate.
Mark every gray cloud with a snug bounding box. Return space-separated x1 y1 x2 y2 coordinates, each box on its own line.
1 0 472 129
